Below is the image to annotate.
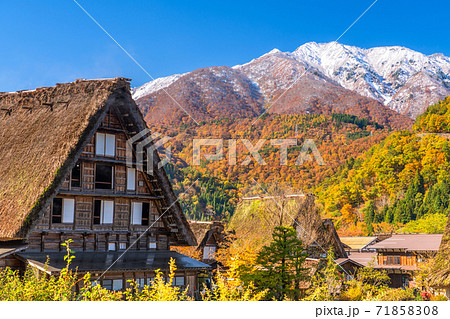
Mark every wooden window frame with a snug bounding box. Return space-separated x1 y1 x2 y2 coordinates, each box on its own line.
127 167 136 191
95 164 114 190
51 198 63 224
52 198 75 224
131 202 150 226
95 132 116 157
386 256 394 265
93 199 114 225
71 162 82 188
174 276 185 287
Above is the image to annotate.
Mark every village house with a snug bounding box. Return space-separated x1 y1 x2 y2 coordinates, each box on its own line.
369 234 443 288
0 78 209 296
188 220 226 268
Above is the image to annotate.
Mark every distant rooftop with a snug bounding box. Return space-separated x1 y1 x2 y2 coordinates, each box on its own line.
340 237 378 250
369 234 443 251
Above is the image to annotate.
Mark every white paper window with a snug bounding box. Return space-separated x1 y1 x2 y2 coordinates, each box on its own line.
102 279 112 290
62 198 75 223
102 200 114 224
108 243 116 251
136 278 145 287
203 246 216 259
127 168 136 191
131 202 143 225
119 242 127 250
148 242 157 249
174 276 185 286
112 279 123 291
96 133 105 155
96 133 115 156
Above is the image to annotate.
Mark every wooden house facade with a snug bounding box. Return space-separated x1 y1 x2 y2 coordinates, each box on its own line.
0 78 209 296
370 234 442 288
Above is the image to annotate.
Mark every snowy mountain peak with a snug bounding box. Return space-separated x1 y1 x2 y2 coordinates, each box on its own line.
131 73 186 100
287 42 450 116
267 48 281 54
133 42 450 119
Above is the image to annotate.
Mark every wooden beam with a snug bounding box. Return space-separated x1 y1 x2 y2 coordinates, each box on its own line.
57 190 164 200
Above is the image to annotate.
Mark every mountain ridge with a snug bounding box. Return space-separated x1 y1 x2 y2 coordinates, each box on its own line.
133 42 449 126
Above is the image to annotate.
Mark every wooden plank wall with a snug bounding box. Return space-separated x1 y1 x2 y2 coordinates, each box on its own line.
378 254 417 266
83 162 95 190
115 166 126 193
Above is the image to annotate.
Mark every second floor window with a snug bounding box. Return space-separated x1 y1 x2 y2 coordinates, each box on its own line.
95 164 113 189
93 199 114 224
71 162 81 188
131 202 150 226
96 133 115 157
385 255 401 265
127 168 136 191
52 198 75 224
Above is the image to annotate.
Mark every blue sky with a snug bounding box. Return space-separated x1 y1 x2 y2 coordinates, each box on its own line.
1 0 448 92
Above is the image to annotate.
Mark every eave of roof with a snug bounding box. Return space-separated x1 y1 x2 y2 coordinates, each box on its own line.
17 250 210 274
369 234 443 251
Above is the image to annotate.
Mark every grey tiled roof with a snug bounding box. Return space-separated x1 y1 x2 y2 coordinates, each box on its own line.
18 250 210 273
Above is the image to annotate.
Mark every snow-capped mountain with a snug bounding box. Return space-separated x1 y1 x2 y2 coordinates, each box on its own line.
131 73 186 100
289 42 450 117
132 42 449 123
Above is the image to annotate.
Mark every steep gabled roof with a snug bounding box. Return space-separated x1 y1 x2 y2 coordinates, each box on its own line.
0 78 196 245
230 193 347 258
369 234 442 252
188 221 212 245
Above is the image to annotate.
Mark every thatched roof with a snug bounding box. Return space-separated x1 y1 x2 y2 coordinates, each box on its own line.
293 194 347 258
229 193 347 258
188 220 225 250
0 78 196 245
188 221 212 244
340 237 378 251
430 214 450 288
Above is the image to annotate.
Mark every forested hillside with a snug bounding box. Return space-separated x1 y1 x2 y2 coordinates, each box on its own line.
316 97 450 235
156 113 390 220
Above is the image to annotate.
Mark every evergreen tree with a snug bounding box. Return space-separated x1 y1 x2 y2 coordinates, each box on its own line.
363 200 376 235
384 204 394 223
376 205 387 223
242 226 308 300
403 172 425 221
